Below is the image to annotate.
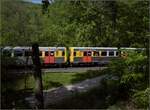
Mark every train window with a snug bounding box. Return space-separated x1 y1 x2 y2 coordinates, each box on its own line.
50 51 54 56
93 51 99 56
3 51 11 57
74 52 76 56
101 51 107 56
84 51 87 56
25 51 28 56
14 51 23 57
62 51 65 56
45 51 49 56
39 51 42 56
87 51 92 56
116 52 119 56
109 51 114 56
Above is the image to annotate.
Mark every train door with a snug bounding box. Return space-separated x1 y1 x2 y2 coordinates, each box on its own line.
83 51 92 63
44 51 55 64
44 51 50 64
49 51 55 63
87 51 92 62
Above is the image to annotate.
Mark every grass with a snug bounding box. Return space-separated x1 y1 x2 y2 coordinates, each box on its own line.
15 72 78 90
14 70 106 91
42 72 77 89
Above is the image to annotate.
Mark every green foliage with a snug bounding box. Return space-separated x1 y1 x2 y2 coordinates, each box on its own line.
101 50 149 108
132 88 150 108
108 51 148 88
1 0 44 46
108 58 127 77
121 73 143 85
1 0 149 47
122 51 148 90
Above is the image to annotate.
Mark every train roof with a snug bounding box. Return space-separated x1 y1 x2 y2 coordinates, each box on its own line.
39 47 66 51
70 47 118 50
13 47 32 51
39 47 66 48
3 46 12 50
12 46 66 49
120 47 145 50
71 47 145 50
2 46 145 51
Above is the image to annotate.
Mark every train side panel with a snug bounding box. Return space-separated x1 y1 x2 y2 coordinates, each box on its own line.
55 47 67 64
70 47 85 64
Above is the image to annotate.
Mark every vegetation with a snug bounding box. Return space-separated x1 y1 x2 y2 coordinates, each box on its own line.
1 0 149 47
1 0 149 109
98 50 149 109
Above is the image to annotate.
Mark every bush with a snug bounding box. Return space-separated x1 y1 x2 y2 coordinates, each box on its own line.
132 88 150 108
109 51 148 90
101 50 148 108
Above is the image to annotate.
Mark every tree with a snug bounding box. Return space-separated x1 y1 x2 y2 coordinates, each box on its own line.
32 43 44 108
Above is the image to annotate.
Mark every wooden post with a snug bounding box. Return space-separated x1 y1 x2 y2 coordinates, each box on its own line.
32 43 44 108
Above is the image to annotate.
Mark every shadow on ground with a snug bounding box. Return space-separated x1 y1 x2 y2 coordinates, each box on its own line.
46 84 108 109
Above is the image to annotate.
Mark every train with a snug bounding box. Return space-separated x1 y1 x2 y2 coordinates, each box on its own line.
1 46 144 67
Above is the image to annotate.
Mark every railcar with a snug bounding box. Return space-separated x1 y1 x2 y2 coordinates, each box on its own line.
12 47 33 66
2 46 67 67
69 47 119 65
2 46 33 66
1 46 144 67
69 47 145 66
2 46 12 57
39 47 67 66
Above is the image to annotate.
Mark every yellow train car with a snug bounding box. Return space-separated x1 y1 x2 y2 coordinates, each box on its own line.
39 47 67 65
69 47 119 65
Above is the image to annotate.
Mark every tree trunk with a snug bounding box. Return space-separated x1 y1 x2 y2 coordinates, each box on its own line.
32 43 44 108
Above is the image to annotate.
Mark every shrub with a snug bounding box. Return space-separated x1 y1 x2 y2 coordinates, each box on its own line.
132 88 150 108
101 50 148 108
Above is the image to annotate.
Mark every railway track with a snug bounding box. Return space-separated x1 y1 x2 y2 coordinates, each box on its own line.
7 67 107 74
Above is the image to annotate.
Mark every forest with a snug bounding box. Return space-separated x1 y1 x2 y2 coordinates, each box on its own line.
1 0 149 109
1 0 149 47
